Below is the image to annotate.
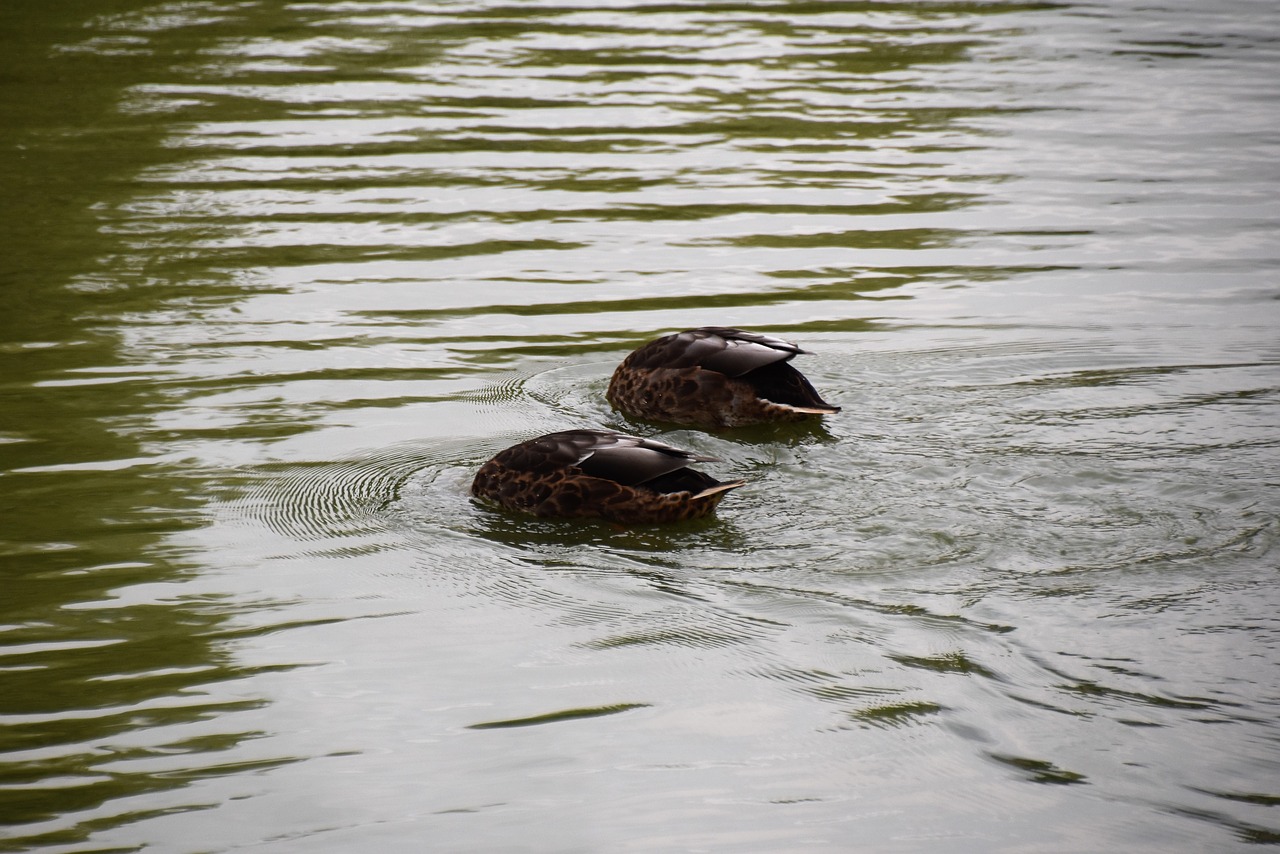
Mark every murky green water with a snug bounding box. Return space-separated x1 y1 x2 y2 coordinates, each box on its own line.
2 1 1278 850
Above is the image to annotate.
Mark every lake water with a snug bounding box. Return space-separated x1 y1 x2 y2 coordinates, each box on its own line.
2 1 1278 851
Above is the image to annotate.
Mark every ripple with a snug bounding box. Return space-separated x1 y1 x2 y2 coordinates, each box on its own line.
237 438 488 546
464 357 623 436
466 702 650 731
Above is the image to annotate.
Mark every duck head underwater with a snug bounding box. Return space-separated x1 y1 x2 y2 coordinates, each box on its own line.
471 328 837 523
471 429 744 524
607 327 840 428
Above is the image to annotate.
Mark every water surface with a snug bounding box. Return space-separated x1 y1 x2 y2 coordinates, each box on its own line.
2 1 1278 851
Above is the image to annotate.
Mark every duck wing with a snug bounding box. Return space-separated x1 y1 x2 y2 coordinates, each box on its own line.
649 327 803 377
557 430 719 486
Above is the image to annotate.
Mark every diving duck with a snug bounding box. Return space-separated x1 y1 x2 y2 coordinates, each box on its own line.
607 327 841 428
471 429 745 524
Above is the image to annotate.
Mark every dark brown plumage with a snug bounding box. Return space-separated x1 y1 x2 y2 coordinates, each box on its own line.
607 327 841 428
471 430 745 523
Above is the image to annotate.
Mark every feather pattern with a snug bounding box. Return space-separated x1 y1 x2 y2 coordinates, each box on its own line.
471 430 744 523
607 327 840 428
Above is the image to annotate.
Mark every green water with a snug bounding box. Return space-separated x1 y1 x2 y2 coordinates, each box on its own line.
2 1 1278 851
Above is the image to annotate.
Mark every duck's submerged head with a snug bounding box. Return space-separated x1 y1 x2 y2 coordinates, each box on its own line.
607 327 840 428
471 429 744 524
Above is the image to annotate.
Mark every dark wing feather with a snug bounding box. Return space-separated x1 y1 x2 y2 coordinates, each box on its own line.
573 432 719 486
503 430 602 470
702 327 806 357
496 430 718 486
642 327 805 377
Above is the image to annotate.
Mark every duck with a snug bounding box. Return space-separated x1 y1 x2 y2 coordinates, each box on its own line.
607 327 841 428
471 429 745 524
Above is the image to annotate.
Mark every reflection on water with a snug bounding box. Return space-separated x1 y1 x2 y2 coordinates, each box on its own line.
2 0 1279 850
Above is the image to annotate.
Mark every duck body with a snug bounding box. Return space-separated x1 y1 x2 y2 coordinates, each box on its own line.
471 429 744 523
607 327 840 428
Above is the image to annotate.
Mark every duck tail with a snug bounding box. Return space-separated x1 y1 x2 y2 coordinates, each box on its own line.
692 480 747 500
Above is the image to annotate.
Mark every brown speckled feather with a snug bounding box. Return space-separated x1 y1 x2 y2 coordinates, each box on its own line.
607 327 840 428
471 430 744 524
